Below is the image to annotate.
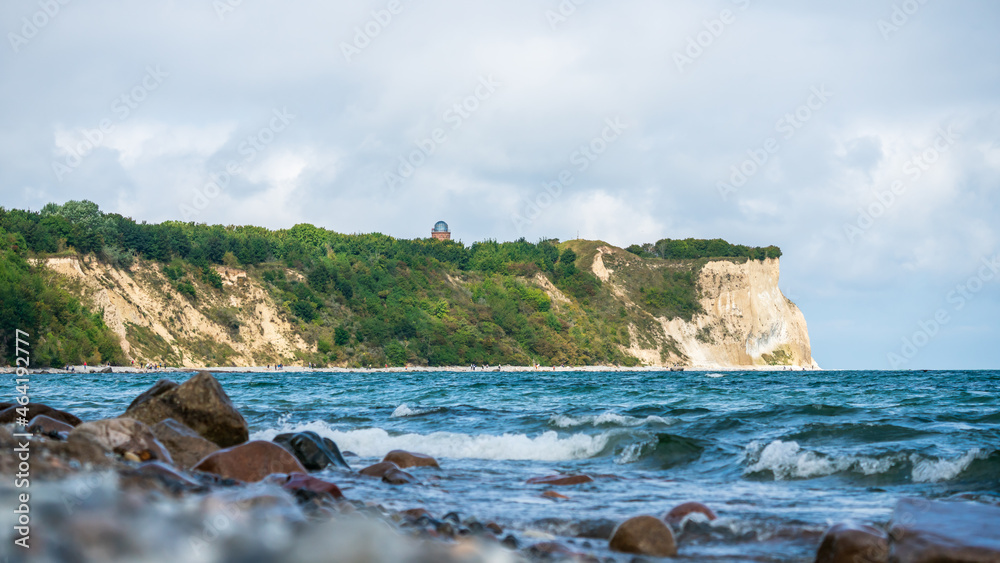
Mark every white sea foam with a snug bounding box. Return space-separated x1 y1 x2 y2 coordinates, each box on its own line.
549 411 675 429
390 403 441 418
252 422 611 461
911 448 985 483
705 373 725 378
744 440 986 482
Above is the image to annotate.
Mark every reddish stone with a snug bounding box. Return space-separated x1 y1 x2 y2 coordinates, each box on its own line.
664 501 718 525
541 490 570 500
0 403 81 426
815 523 888 563
192 441 306 482
609 515 678 557
398 508 431 521
383 467 418 485
383 450 439 469
527 474 593 486
278 473 344 499
359 461 401 478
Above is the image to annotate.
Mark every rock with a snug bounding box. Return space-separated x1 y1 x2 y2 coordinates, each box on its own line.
398 508 432 522
383 467 418 485
273 473 344 500
527 474 593 486
359 461 401 478
609 515 678 557
889 498 1000 563
527 541 576 558
152 418 220 469
382 450 439 469
0 403 81 426
273 431 350 470
192 440 307 482
814 523 888 563
134 461 204 489
541 490 570 500
68 418 172 463
28 414 75 435
123 372 248 447
125 378 178 410
664 501 718 526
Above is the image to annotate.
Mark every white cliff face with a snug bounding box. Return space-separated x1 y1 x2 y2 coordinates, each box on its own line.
591 248 818 369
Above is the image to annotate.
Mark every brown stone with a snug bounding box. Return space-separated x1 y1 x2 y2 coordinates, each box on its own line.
609 515 678 557
276 473 344 500
123 372 248 447
664 501 718 526
382 450 439 469
527 474 593 486
68 418 172 463
527 542 576 558
134 461 204 489
0 403 81 426
192 441 306 482
152 418 220 469
383 467 418 485
541 490 570 500
889 498 1000 563
814 523 888 563
359 461 401 478
398 508 432 521
28 414 75 435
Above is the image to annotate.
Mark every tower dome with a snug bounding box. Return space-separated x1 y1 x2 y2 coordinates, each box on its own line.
431 221 451 240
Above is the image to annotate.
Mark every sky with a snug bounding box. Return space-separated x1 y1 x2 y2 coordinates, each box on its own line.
1 0 998 369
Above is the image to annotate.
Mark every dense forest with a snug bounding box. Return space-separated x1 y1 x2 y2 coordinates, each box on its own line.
0 201 781 367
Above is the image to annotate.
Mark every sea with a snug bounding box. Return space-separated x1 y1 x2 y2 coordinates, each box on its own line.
21 369 1000 561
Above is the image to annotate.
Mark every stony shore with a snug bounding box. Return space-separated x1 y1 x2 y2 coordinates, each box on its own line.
1 371 996 562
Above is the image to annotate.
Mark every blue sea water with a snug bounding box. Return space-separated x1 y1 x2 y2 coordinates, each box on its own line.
28 369 1000 560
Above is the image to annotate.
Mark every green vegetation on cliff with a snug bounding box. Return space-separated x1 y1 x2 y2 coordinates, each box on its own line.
0 202 781 367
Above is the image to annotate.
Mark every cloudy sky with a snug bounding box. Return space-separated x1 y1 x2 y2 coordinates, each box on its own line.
2 0 998 369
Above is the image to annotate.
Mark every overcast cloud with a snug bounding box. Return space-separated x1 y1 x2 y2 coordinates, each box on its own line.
2 0 998 369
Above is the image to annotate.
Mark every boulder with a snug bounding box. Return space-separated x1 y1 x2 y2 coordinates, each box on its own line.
889 498 1000 563
192 440 307 482
272 473 344 500
382 450 439 469
815 523 888 563
123 372 248 447
609 515 678 557
541 490 570 500
527 474 593 486
152 418 220 469
359 461 401 478
28 414 75 435
383 467 418 485
273 431 350 470
134 461 204 489
0 403 81 426
68 418 172 463
664 501 718 526
527 542 576 559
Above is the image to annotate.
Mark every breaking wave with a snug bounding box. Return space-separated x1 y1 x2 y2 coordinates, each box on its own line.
549 411 676 429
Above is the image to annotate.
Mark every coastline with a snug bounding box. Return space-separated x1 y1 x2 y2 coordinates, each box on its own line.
2 364 822 375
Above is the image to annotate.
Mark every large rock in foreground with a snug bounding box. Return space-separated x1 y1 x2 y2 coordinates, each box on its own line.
68 418 173 463
273 431 350 471
382 450 439 469
152 419 220 469
124 372 248 447
889 498 1000 563
609 515 678 557
814 523 888 563
192 441 307 482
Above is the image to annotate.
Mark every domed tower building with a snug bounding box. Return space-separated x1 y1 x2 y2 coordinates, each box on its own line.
431 221 451 241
